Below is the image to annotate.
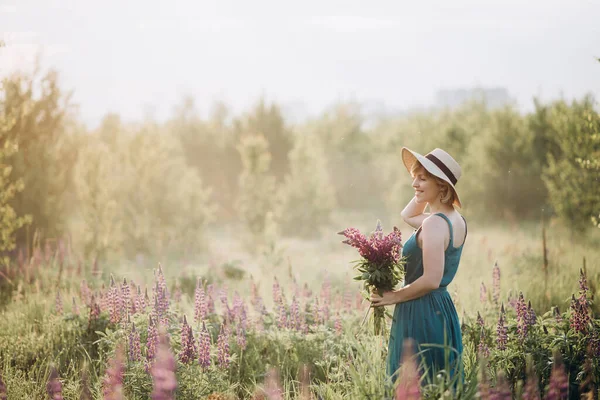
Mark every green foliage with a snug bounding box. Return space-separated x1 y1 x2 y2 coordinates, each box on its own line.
276 130 337 238
1 68 77 249
235 133 279 252
536 96 600 231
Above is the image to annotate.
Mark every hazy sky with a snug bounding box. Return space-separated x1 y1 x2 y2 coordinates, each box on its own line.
1 0 599 127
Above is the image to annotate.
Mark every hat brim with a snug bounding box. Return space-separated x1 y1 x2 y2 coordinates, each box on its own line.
401 147 462 208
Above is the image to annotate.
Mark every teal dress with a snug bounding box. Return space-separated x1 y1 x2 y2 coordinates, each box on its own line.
386 213 467 385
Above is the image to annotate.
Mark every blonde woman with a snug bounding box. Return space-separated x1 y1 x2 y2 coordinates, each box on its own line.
370 147 467 387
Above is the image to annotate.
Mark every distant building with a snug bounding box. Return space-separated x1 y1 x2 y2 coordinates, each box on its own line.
435 87 511 109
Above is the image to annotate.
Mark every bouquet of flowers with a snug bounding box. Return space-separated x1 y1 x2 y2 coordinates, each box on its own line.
338 220 405 335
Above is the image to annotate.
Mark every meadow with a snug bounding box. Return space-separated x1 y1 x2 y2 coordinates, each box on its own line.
0 66 599 399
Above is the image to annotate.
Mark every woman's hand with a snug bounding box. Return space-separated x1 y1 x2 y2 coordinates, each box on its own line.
370 289 399 307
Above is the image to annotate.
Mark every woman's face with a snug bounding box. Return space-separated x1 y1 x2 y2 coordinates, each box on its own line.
411 166 439 204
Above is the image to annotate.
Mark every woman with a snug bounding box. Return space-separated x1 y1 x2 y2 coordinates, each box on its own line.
370 147 467 387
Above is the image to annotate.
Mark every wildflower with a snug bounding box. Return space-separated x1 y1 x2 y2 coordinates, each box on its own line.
206 284 216 314
46 367 63 400
395 339 421 400
526 301 537 327
147 315 159 362
478 328 490 359
569 294 590 334
194 278 206 323
217 324 230 369
129 323 142 362
151 331 177 400
236 324 247 351
198 322 211 369
516 292 528 340
480 282 487 303
290 296 300 331
179 315 197 364
121 278 131 316
553 306 562 324
492 261 501 305
277 302 288 330
102 346 125 400
334 312 343 335
496 304 508 351
477 311 485 327
545 351 568 400
491 370 511 399
80 279 91 306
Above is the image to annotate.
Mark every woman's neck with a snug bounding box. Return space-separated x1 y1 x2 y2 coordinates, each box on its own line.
428 200 454 215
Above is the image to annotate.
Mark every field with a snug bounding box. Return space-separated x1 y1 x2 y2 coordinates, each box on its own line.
0 212 598 399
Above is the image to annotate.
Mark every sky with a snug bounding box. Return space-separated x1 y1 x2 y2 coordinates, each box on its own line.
1 0 599 128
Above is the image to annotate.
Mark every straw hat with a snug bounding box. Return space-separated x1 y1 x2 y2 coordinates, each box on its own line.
401 147 462 208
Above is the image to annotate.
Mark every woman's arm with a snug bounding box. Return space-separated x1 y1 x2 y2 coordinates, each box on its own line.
370 215 446 306
400 196 429 229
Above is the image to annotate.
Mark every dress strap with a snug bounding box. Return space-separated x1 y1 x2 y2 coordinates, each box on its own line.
434 212 454 248
461 215 468 242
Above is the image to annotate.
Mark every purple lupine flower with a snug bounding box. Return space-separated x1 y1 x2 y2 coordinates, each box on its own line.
579 268 589 294
121 278 131 317
150 331 177 400
109 276 122 324
0 370 7 400
233 292 243 323
290 297 300 331
198 322 211 369
129 323 142 362
338 224 403 265
147 315 159 362
142 286 149 313
55 290 63 315
217 324 230 369
46 367 63 400
496 304 508 351
492 261 501 305
334 312 342 335
72 297 79 316
102 346 125 400
553 306 562 324
490 370 511 399
277 302 288 330
133 285 142 314
179 316 197 364
526 301 537 326
516 292 528 340
254 294 266 317
589 329 600 357
219 287 235 323
545 352 568 400
194 278 206 323
89 294 100 322
478 328 490 359
236 324 247 351
480 282 487 303
569 294 590 334
477 312 485 327
395 339 421 400
206 284 215 314
522 365 541 400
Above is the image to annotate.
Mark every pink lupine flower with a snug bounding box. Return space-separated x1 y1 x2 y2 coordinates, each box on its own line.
277 302 288 330
478 328 490 359
236 324 247 351
290 296 300 331
477 312 485 327
492 261 501 305
206 284 216 314
219 287 234 323
121 278 131 316
217 324 230 369
526 301 537 326
147 315 159 362
150 331 177 400
480 282 487 303
109 276 122 324
496 304 508 351
490 370 511 399
89 294 100 322
80 279 91 306
569 294 590 334
264 368 284 400
198 322 211 369
72 297 79 316
395 339 421 400
102 345 125 400
194 278 206 323
334 312 342 335
233 292 244 323
129 323 142 362
516 292 528 340
179 316 197 364
545 352 568 399
46 367 63 400
522 364 541 400
55 290 63 315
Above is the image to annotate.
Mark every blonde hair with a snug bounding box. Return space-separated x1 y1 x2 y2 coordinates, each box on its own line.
410 161 457 206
